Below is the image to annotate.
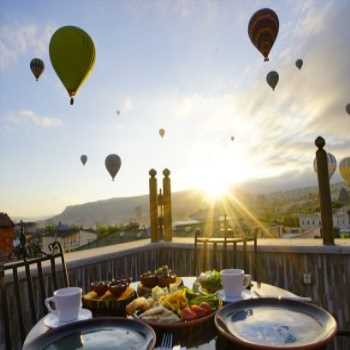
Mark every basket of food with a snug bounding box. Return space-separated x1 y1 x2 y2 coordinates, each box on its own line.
83 277 137 317
127 279 221 330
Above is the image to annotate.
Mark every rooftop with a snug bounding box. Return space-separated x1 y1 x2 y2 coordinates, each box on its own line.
0 213 14 229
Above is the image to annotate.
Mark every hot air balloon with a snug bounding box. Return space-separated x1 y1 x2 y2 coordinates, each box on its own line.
345 104 350 115
80 155 88 166
30 58 44 81
340 157 350 185
116 110 120 115
295 59 303 70
159 128 165 138
313 153 337 179
248 8 279 62
230 136 235 142
105 154 121 181
266 71 279 90
49 26 96 105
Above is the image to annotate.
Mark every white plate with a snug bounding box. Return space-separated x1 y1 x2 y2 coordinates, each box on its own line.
217 289 254 303
43 308 92 328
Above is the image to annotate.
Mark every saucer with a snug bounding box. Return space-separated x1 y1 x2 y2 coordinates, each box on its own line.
44 308 92 328
217 289 253 303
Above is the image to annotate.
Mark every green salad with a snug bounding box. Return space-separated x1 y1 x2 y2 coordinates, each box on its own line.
198 270 222 293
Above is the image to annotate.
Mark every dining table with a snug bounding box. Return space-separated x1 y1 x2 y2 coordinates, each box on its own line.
23 276 303 349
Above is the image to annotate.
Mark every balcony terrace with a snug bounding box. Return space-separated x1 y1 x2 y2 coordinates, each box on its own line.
1 238 349 349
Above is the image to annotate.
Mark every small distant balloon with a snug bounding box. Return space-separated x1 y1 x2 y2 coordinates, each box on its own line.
30 58 44 81
248 8 279 62
266 71 279 91
340 157 350 185
345 104 350 115
295 59 303 70
313 153 336 179
159 128 165 138
116 110 120 115
80 155 88 166
105 154 121 181
230 136 235 142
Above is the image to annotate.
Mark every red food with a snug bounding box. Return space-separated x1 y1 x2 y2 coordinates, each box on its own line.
199 302 212 314
181 307 197 321
190 305 208 318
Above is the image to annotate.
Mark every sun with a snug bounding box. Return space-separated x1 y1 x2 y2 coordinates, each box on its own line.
198 177 230 200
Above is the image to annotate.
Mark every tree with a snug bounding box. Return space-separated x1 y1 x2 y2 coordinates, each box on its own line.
96 224 109 238
45 224 55 235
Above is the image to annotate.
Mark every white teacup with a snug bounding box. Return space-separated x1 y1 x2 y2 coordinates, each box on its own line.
221 269 251 298
45 287 82 322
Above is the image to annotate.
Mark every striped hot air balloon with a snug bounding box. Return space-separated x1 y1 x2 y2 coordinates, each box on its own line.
340 157 350 185
30 58 44 81
248 8 279 62
313 153 337 179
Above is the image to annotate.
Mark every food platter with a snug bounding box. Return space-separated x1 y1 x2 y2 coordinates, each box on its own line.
126 267 222 330
82 267 223 330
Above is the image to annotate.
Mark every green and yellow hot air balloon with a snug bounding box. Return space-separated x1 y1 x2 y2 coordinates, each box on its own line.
49 26 95 105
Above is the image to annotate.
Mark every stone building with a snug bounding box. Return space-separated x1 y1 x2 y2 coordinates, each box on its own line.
299 206 350 231
0 213 15 258
42 229 97 253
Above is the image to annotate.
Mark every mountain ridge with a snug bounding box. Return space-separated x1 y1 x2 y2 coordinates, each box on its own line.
43 181 348 228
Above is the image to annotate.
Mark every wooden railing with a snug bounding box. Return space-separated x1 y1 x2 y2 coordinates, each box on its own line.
1 239 349 350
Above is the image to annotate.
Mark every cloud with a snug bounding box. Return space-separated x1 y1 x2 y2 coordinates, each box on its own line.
0 23 54 71
11 110 62 128
132 1 350 187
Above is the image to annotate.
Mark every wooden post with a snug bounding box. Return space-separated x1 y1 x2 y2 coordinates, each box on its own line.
157 189 164 240
149 169 159 242
315 137 334 245
162 169 173 241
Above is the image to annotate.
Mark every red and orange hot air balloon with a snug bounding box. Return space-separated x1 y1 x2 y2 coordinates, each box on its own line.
248 8 279 62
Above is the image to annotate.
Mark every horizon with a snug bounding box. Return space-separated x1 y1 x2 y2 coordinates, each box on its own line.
1 1 350 217
12 178 349 222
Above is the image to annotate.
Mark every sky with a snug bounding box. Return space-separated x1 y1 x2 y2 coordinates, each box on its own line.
1 0 350 218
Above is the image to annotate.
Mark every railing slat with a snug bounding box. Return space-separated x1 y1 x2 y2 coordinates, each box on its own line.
213 242 217 270
223 238 227 268
1 269 11 350
24 263 37 325
37 261 46 316
203 240 208 271
50 257 58 291
13 267 26 343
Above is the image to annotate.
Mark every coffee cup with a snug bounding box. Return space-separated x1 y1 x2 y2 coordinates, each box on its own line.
221 269 251 298
45 287 82 322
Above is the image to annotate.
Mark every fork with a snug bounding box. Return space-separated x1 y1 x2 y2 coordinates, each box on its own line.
160 332 173 349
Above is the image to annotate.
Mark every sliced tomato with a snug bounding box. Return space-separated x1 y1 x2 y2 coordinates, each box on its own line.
190 305 207 318
199 302 212 314
181 306 197 321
